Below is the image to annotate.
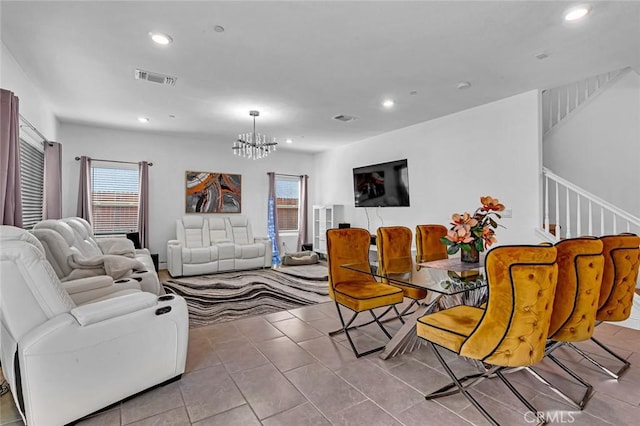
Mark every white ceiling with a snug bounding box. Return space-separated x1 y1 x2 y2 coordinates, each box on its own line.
2 1 639 153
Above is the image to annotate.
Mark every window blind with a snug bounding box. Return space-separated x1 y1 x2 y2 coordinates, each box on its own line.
19 138 44 229
275 177 299 232
90 165 139 235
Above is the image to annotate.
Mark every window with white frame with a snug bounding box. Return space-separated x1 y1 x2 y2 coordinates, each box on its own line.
275 176 300 232
19 137 44 229
90 162 139 235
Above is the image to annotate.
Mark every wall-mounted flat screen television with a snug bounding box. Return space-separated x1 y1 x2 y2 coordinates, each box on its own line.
353 159 410 207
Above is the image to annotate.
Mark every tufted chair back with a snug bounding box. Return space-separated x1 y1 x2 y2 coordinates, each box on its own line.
377 226 413 276
548 237 604 342
460 245 558 367
597 234 640 322
326 228 376 300
415 224 448 263
176 216 210 248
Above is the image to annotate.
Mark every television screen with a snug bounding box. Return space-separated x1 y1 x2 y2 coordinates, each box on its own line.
353 159 410 207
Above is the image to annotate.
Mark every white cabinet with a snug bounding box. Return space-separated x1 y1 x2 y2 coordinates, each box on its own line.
312 204 344 255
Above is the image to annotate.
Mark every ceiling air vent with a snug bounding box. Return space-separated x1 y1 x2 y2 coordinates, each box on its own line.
332 114 357 122
134 69 177 86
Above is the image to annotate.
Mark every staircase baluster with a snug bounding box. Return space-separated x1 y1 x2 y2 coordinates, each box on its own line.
600 207 605 235
555 181 560 239
588 201 593 236
565 186 571 239
556 87 562 125
576 194 581 236
544 175 550 234
613 215 617 235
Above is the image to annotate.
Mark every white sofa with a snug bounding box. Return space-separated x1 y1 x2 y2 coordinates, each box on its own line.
0 226 189 426
32 217 162 295
167 215 272 277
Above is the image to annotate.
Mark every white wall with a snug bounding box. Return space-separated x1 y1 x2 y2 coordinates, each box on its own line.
59 123 315 263
1 42 58 140
543 70 640 215
313 90 542 247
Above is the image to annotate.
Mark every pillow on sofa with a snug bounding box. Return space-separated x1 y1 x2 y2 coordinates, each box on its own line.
281 251 319 266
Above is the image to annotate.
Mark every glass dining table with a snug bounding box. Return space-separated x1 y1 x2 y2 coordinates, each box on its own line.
342 256 488 359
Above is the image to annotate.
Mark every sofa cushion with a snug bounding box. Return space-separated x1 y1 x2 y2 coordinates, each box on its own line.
182 247 214 264
237 244 264 259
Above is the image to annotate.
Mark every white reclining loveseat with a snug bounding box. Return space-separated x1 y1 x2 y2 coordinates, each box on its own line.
0 226 188 426
32 217 162 295
167 215 272 277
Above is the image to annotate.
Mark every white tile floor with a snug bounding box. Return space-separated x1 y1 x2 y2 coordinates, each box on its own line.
1 300 639 425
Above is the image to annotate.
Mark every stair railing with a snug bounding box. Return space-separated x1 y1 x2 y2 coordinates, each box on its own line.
542 167 640 241
541 67 629 135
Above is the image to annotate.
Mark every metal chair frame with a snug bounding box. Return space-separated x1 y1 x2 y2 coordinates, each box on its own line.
329 303 403 358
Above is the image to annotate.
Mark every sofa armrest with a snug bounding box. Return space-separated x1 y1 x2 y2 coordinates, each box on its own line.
62 275 114 295
70 293 157 326
167 241 183 277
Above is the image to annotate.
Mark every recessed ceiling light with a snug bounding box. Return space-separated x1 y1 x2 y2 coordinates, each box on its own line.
285 138 293 144
138 117 149 123
564 6 590 22
214 25 225 33
457 81 471 90
382 99 395 108
149 32 173 45
534 52 549 60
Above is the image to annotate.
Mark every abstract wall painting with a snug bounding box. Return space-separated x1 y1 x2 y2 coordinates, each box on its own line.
185 171 241 213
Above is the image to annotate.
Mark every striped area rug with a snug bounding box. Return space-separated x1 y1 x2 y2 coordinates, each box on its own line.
163 268 330 327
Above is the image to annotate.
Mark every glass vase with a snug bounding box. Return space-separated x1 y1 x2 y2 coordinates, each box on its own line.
461 245 480 263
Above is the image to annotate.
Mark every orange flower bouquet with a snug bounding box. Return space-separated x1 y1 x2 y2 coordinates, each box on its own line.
440 196 506 261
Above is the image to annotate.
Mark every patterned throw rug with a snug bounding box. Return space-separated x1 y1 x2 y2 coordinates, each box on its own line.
163 268 330 327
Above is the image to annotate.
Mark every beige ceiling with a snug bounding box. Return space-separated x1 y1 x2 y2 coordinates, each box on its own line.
2 1 639 153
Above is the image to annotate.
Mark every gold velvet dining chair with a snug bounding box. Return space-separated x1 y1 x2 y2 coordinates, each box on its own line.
377 226 427 317
416 244 558 426
415 224 449 263
326 228 404 358
564 233 640 379
523 237 604 409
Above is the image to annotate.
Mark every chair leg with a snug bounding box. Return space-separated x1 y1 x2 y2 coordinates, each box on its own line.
496 370 546 425
567 340 630 380
427 343 501 426
524 362 592 410
399 299 419 317
332 302 387 358
590 337 631 379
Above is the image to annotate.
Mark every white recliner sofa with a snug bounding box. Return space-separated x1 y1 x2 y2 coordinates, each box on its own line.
167 215 272 277
32 217 162 295
0 226 189 426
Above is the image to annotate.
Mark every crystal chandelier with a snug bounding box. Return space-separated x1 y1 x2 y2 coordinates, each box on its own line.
233 110 277 160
